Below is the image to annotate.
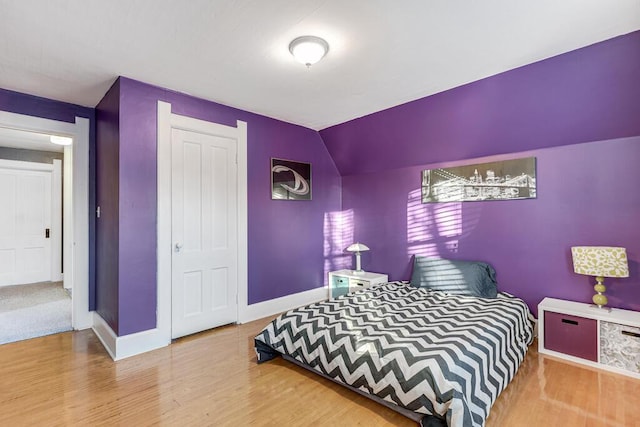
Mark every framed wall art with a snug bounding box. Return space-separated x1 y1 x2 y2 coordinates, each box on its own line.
422 157 536 203
271 158 312 200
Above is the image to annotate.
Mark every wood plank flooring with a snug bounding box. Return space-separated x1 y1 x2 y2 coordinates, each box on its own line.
0 317 639 426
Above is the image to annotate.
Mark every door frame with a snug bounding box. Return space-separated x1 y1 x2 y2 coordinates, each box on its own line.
157 101 248 343
0 110 92 329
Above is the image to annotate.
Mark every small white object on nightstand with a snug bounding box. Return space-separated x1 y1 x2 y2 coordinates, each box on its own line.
328 269 388 299
346 242 370 273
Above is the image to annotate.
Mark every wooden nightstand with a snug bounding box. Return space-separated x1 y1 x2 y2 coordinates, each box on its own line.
328 269 388 299
538 297 640 379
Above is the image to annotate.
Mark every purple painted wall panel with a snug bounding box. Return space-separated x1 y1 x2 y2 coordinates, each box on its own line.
247 126 341 303
342 137 640 315
95 79 121 333
0 87 93 124
323 31 640 316
320 31 640 176
116 78 158 334
115 77 340 335
0 87 98 311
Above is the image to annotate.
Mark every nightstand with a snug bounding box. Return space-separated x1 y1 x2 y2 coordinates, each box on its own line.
328 269 388 299
538 297 640 379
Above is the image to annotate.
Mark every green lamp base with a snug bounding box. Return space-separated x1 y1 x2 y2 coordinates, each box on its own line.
592 276 609 309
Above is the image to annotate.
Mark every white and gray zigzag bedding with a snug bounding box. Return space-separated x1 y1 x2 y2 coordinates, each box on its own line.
255 282 534 427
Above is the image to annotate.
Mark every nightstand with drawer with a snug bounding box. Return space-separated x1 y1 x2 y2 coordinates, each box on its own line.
538 297 640 379
328 269 388 299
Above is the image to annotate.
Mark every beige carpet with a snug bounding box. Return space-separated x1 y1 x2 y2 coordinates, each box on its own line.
0 281 72 345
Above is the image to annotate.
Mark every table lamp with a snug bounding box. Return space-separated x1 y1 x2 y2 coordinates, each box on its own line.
571 246 629 310
346 242 369 274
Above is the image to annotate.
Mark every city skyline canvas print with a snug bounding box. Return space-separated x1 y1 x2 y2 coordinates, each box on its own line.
422 157 537 203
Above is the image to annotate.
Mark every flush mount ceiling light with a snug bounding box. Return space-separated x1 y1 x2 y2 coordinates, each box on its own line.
50 135 73 146
289 35 329 67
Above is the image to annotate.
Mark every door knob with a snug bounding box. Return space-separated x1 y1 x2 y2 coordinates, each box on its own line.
175 243 183 252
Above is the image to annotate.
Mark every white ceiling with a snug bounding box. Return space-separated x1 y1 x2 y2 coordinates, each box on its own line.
1 1 639 130
0 127 64 153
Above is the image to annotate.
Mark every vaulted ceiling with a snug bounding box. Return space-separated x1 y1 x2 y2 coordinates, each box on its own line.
1 1 639 130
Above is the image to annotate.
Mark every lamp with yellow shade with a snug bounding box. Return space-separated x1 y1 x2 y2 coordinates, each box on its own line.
571 246 629 310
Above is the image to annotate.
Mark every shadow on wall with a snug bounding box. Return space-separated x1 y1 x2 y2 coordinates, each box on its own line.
406 188 482 259
603 258 638 309
323 209 354 283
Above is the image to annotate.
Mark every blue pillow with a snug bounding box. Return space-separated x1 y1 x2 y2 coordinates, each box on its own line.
409 256 498 298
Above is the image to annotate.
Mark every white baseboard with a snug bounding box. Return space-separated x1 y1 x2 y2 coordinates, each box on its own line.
239 286 328 324
92 312 170 361
92 312 117 359
92 287 327 360
74 307 94 331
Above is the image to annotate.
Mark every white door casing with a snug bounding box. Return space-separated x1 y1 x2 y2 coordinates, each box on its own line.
51 159 63 282
0 111 91 330
170 128 238 338
0 163 52 285
157 101 248 345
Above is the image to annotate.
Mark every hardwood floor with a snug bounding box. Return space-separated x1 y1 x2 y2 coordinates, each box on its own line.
1 318 638 426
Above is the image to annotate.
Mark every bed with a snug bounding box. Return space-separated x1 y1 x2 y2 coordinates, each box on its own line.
255 273 533 427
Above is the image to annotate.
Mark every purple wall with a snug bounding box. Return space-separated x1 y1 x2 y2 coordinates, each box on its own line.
95 79 120 333
0 87 97 310
0 87 93 124
321 31 640 315
109 77 341 335
320 31 640 176
342 138 640 315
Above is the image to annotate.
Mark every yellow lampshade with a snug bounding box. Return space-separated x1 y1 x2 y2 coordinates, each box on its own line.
571 246 629 309
571 246 629 278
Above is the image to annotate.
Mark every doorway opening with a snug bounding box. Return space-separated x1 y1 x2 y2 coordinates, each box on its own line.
0 110 91 343
0 150 67 343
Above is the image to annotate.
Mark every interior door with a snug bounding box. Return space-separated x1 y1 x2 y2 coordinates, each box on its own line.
0 167 52 286
171 128 238 339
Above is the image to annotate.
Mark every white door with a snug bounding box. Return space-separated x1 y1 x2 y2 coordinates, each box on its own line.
171 128 238 339
0 167 52 286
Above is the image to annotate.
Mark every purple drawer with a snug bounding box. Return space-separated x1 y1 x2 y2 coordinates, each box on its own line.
544 311 597 362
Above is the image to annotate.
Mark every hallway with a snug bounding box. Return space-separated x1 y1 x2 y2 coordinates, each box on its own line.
0 281 71 344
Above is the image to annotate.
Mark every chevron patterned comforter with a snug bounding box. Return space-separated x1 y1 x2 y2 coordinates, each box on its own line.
254 281 534 427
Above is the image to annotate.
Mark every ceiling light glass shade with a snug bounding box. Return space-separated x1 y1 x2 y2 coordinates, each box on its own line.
50 135 73 146
289 36 329 67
